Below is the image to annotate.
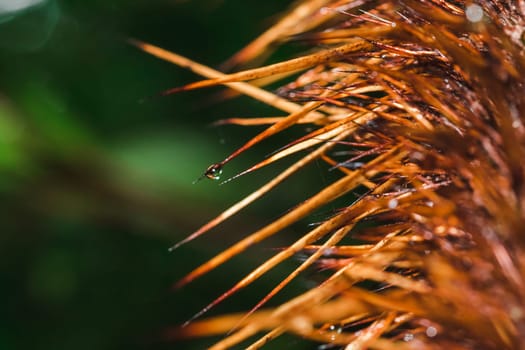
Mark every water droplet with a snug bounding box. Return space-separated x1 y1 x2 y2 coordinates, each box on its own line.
204 163 223 180
466 4 483 23
403 333 414 342
388 198 398 209
426 326 437 337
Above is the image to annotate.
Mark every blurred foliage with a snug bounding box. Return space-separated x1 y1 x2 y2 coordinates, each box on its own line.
0 1 332 349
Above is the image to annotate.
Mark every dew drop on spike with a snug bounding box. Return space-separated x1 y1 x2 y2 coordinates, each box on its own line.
204 163 223 180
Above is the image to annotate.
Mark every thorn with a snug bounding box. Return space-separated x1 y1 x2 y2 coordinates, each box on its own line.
181 288 235 327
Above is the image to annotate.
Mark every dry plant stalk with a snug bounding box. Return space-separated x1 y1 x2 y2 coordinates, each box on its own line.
135 0 525 348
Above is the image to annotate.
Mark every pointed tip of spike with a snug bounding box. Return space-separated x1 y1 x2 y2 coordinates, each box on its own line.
168 223 213 254
159 86 186 97
179 293 228 328
192 175 205 185
180 319 192 329
173 276 191 290
126 37 142 47
167 240 185 252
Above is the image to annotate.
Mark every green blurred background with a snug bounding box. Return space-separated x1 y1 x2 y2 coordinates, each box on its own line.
0 1 334 349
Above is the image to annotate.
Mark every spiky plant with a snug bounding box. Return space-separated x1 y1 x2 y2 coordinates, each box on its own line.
133 0 525 348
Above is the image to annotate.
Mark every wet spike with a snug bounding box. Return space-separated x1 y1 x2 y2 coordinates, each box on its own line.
204 163 224 180
191 163 224 186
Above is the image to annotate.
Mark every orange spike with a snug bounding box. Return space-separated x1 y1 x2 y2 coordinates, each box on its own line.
160 40 371 94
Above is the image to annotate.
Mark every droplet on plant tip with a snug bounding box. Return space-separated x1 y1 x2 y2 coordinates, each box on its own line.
204 163 223 180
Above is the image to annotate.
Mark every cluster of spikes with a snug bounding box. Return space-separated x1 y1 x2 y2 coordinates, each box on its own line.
133 0 525 348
